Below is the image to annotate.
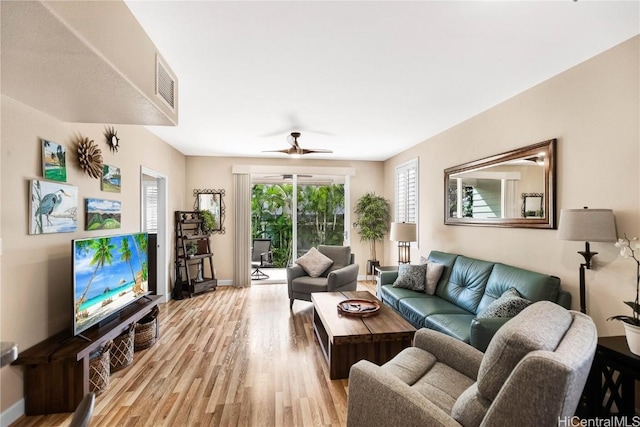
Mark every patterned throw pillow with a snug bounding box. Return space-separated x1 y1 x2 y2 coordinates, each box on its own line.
425 262 444 295
295 247 333 278
476 288 533 319
392 264 427 291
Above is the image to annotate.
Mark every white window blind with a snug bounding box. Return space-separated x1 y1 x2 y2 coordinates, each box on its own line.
395 158 418 224
143 180 158 233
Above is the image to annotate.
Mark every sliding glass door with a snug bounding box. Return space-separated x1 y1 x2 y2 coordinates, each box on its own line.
295 178 345 258
251 173 348 266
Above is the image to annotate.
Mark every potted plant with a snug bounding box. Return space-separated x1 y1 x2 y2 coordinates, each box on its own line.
354 192 391 274
607 234 640 355
186 241 198 257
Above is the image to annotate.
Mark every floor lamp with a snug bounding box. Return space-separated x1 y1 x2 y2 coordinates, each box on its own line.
557 207 617 314
390 222 417 264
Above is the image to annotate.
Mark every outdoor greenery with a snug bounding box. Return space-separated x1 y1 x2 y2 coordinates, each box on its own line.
353 192 390 261
448 184 474 218
252 183 345 268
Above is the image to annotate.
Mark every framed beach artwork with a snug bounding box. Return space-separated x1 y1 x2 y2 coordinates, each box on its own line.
30 180 78 234
101 164 121 193
86 198 122 230
42 139 67 182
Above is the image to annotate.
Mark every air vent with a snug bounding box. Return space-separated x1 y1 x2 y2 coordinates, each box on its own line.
156 55 176 110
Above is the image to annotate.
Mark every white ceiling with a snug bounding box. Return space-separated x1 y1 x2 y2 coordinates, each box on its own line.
125 1 639 161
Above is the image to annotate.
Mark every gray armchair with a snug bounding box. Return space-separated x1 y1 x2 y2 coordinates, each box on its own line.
287 245 359 309
347 301 597 427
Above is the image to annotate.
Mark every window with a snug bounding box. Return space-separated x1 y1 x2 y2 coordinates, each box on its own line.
395 158 418 224
143 180 158 233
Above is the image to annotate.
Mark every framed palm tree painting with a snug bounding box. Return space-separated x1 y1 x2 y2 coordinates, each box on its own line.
42 139 67 182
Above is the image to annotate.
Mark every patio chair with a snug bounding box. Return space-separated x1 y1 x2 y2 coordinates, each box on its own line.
251 238 273 280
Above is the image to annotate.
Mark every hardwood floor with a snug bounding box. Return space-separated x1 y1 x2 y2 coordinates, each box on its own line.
12 281 377 427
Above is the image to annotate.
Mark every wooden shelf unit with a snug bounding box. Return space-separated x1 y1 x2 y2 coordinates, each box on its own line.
173 211 217 298
12 295 161 415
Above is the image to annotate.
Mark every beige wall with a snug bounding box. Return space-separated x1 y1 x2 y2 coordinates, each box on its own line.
0 95 186 412
185 157 385 281
384 36 640 337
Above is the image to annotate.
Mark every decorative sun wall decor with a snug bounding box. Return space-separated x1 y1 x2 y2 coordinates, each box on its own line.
77 136 103 179
104 126 120 153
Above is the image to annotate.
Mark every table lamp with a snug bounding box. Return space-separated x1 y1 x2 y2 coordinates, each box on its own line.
390 222 417 264
557 207 617 314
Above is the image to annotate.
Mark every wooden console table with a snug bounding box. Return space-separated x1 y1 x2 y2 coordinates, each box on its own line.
12 295 161 415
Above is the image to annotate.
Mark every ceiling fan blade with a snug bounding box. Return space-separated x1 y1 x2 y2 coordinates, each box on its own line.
262 132 332 155
262 148 293 154
304 148 333 154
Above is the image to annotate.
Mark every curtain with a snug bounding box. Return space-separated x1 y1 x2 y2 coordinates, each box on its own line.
233 173 251 287
503 179 519 218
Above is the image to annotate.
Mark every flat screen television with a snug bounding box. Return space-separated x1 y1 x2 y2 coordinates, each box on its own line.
73 232 149 336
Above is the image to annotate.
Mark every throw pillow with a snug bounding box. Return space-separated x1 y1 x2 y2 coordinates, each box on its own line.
476 288 532 319
295 247 333 278
392 264 427 291
425 262 444 295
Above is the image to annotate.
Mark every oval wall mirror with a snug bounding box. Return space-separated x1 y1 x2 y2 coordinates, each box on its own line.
444 139 556 229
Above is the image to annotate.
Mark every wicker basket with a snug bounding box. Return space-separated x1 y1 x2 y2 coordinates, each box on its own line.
135 306 159 351
89 341 112 395
110 324 135 372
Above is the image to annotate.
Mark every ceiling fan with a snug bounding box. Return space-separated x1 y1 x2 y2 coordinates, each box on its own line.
263 132 333 156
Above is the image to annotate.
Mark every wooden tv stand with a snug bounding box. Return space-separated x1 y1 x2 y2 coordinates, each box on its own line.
12 295 161 415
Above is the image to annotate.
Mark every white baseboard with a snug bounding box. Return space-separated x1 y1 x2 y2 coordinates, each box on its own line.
1 398 24 427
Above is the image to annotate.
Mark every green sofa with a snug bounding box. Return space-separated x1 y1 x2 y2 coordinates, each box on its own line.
379 250 572 351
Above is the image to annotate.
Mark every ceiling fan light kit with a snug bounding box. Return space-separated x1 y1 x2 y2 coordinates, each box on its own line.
264 132 333 156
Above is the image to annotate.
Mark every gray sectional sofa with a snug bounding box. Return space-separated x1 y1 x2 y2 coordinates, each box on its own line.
379 250 572 351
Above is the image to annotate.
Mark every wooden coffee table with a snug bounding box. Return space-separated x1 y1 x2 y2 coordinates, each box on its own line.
311 290 416 380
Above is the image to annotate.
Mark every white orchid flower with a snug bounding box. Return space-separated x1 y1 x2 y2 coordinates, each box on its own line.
614 236 639 259
615 238 629 248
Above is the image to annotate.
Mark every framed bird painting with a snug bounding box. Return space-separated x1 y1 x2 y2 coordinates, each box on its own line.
29 180 78 234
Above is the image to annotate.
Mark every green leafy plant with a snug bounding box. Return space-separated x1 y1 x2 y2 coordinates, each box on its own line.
186 241 198 256
199 209 215 233
608 234 640 326
353 192 391 261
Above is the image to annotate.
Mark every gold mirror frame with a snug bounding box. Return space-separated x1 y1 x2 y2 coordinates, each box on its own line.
444 139 556 229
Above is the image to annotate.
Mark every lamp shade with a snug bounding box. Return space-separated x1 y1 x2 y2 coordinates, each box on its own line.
557 208 617 242
390 222 417 242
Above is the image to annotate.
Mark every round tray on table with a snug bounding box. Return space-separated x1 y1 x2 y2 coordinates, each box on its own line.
337 298 381 317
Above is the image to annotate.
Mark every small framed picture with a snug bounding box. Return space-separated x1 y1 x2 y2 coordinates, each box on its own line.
101 164 121 193
42 139 67 182
85 198 122 230
30 179 78 234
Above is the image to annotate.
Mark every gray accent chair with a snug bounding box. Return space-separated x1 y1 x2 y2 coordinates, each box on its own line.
69 392 95 427
287 245 359 309
347 301 597 427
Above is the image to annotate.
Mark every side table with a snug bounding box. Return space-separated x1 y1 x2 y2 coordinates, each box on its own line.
365 260 380 283
374 266 398 297
579 335 640 417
